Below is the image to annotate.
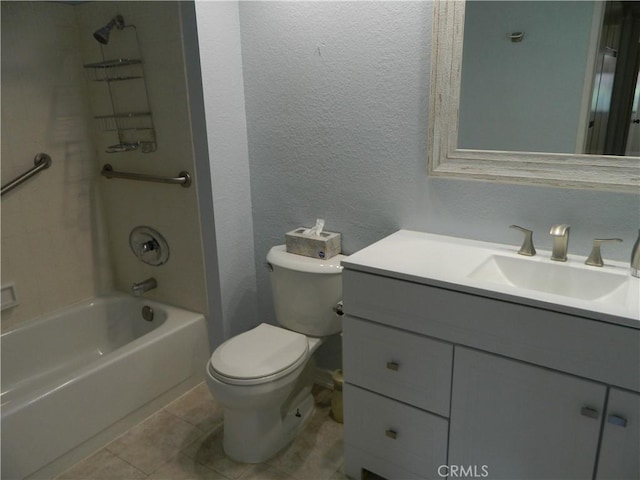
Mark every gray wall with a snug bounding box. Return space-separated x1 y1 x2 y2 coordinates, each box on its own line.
194 1 258 348
238 1 639 343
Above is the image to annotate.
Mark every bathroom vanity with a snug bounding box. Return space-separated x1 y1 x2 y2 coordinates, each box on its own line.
341 230 639 480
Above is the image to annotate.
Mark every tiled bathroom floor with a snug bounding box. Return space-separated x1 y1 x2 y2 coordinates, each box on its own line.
56 384 346 480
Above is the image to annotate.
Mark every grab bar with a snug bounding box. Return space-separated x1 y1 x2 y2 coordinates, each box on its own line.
101 164 191 188
1 153 52 197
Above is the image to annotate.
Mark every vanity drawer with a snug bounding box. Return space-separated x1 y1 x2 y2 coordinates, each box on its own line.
343 316 453 416
344 384 448 479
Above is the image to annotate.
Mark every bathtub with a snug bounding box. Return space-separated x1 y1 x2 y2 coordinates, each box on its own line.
1 294 210 479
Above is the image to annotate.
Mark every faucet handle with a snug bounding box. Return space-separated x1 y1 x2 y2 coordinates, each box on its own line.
585 238 623 267
509 225 536 256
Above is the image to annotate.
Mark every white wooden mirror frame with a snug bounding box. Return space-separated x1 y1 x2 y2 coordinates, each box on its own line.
427 0 640 193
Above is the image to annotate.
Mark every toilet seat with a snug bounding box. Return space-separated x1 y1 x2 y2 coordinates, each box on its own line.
210 323 309 386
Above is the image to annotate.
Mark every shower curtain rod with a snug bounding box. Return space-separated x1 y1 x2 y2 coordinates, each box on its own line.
1 153 52 197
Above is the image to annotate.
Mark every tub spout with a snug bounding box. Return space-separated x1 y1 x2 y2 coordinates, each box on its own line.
131 277 157 296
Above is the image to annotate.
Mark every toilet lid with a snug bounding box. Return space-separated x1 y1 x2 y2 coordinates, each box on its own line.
210 323 309 383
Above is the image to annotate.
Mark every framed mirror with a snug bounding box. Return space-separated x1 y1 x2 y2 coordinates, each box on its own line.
427 0 640 193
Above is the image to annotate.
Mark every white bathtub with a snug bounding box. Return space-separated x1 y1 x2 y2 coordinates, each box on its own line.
1 294 210 480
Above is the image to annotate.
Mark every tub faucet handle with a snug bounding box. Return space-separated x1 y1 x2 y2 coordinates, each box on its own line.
509 225 536 256
585 238 623 267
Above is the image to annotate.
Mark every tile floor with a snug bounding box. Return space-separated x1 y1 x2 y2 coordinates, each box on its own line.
55 384 347 480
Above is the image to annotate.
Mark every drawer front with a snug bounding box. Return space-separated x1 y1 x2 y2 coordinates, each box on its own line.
344 384 448 479
343 316 453 416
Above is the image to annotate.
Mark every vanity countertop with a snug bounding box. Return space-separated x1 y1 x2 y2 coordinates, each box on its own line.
342 230 639 329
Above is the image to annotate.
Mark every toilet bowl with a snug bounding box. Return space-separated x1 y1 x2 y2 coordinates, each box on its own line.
206 324 324 463
205 245 345 463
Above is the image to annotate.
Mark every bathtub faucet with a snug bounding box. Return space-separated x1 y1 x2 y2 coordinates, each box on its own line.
131 277 157 296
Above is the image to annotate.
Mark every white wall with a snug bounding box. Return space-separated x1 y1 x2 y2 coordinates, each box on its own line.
1 2 110 332
1 1 209 333
75 1 208 315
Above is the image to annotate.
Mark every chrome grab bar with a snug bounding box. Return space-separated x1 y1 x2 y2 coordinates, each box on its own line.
1 153 52 197
101 164 191 188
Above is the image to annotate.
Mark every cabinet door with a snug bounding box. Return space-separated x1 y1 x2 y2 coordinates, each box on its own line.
449 347 607 480
596 388 640 480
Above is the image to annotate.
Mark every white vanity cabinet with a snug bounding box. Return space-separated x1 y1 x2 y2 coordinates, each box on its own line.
341 255 640 480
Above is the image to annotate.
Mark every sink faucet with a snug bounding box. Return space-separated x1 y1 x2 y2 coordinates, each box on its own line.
585 238 622 267
549 224 570 262
131 277 157 296
509 225 536 256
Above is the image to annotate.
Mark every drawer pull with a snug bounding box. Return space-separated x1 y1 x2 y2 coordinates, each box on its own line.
581 406 599 419
607 415 628 427
385 429 398 440
386 361 400 371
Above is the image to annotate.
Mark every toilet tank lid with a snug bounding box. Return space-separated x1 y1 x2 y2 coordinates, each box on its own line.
267 245 346 274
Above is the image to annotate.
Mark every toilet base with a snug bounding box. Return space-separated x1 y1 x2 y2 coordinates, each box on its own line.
223 387 315 463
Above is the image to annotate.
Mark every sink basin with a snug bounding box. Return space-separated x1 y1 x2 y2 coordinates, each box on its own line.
468 254 628 301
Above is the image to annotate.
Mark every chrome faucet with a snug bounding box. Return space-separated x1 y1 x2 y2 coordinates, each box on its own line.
131 277 157 296
549 224 570 262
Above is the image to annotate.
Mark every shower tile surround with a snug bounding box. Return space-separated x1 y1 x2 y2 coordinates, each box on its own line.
1 1 104 332
74 1 207 315
1 1 207 333
56 383 346 480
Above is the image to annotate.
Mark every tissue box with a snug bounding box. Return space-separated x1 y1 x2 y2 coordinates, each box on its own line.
285 227 341 259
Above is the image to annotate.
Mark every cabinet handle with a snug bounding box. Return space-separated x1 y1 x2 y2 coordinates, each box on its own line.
580 406 600 419
385 429 398 440
607 415 628 427
386 361 400 371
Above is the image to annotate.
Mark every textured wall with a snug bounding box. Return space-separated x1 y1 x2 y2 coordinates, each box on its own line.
239 0 639 355
195 1 258 343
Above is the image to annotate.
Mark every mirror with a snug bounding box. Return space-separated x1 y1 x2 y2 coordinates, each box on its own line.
428 0 640 192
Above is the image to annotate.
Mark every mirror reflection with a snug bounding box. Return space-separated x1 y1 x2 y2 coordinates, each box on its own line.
458 0 640 156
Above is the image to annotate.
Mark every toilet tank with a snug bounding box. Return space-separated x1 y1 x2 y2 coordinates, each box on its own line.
266 245 346 336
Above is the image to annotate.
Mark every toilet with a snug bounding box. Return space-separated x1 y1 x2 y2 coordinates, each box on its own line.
206 245 346 463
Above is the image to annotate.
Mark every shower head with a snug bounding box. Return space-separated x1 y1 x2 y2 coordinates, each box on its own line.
93 15 125 45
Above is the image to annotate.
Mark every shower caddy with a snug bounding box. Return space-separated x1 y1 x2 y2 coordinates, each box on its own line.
84 22 156 153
